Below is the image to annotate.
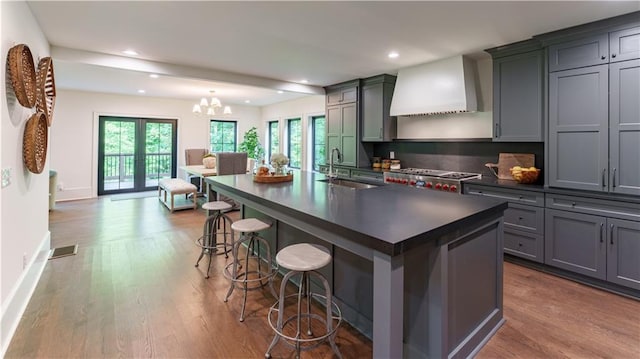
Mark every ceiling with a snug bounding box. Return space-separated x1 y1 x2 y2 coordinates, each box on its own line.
27 1 640 107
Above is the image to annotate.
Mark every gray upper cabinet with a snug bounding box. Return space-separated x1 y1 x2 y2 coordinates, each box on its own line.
610 25 640 63
326 86 357 106
609 59 640 196
491 49 544 141
361 74 396 142
606 218 640 290
548 34 609 72
548 65 609 192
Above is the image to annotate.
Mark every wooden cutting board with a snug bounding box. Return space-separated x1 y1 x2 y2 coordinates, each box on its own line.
498 153 535 179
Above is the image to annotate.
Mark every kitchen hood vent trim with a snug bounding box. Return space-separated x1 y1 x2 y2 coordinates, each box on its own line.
390 55 478 117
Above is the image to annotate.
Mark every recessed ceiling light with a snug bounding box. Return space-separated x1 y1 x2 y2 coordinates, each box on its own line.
123 49 138 56
149 74 159 79
300 79 309 84
277 90 284 94
388 51 399 59
244 100 251 104
138 89 145 94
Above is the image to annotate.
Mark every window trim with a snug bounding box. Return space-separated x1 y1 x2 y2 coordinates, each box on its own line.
268 120 279 161
311 115 326 172
209 119 237 153
286 117 302 169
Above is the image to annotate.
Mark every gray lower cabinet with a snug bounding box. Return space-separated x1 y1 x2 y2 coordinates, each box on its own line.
361 75 396 142
607 218 640 289
609 59 640 196
548 64 609 192
464 184 544 262
548 33 609 72
545 194 640 289
317 164 350 178
609 25 640 63
491 49 544 141
545 209 607 280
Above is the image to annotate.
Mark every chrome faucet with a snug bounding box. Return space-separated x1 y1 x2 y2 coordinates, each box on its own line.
328 147 342 181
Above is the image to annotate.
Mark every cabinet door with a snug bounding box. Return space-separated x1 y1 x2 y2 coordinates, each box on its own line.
548 34 609 72
361 83 384 142
504 229 544 263
607 218 640 289
326 87 357 106
548 65 609 191
493 50 544 141
340 103 357 167
545 209 607 280
326 105 342 164
609 59 640 196
610 26 640 63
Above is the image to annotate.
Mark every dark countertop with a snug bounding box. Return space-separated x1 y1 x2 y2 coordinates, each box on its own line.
465 177 640 204
207 170 508 256
465 177 545 192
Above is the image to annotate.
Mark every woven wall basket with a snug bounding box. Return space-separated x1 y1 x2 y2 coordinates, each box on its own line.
23 112 48 174
7 44 37 108
36 57 56 126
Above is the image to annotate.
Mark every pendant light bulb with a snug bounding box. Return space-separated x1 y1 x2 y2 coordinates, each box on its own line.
192 104 202 114
223 106 232 115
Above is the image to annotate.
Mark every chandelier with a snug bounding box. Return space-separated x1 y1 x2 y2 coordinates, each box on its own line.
192 90 232 116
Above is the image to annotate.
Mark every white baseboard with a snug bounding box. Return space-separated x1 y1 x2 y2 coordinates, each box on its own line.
1 231 51 357
55 186 93 202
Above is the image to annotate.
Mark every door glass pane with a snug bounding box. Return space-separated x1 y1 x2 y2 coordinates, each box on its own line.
145 122 174 188
312 116 326 171
287 118 302 168
103 120 135 191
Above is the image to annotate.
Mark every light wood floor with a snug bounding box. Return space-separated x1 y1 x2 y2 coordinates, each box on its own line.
5 196 639 358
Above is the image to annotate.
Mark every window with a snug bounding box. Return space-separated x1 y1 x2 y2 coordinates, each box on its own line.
209 120 237 153
287 118 302 168
311 115 326 171
268 121 279 160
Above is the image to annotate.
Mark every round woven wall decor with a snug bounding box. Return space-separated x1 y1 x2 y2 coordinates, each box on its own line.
36 57 56 126
23 112 48 174
7 44 37 108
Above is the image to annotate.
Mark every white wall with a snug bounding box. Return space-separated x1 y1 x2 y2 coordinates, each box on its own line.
396 57 494 139
260 95 325 170
1 1 51 354
51 90 261 200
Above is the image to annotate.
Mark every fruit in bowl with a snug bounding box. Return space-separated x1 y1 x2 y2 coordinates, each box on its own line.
510 166 540 184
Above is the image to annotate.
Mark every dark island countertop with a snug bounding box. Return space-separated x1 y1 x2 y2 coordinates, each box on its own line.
207 170 508 256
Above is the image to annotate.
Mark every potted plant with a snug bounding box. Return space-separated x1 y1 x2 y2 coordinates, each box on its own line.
239 127 265 165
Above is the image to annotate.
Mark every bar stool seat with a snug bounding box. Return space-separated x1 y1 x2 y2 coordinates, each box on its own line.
266 243 342 359
195 201 233 278
224 218 278 322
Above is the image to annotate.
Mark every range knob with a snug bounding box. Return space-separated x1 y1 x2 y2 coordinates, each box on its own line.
426 182 433 188
442 184 450 191
450 185 458 192
409 180 416 186
401 179 408 184
386 178 392 183
435 183 442 190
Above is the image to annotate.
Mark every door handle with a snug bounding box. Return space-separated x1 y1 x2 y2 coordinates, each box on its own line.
612 168 617 188
602 168 607 188
600 223 604 243
610 224 614 245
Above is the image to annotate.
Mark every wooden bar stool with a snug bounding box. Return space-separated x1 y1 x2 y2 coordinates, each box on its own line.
194 201 233 278
224 218 278 322
265 243 342 359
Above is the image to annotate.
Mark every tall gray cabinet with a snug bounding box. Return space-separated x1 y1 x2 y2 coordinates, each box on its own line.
486 40 544 142
547 24 640 196
325 81 359 167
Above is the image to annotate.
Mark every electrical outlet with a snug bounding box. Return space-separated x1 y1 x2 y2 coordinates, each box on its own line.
390 151 395 159
57 182 64 191
23 253 27 269
1 168 12 188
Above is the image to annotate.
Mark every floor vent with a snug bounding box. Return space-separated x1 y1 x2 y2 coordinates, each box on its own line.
49 244 78 260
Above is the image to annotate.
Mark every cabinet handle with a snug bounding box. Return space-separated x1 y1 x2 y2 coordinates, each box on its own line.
518 242 523 247
612 53 617 58
379 127 383 139
610 224 614 245
571 202 576 207
600 223 604 243
602 168 607 188
495 123 499 138
601 55 606 60
612 168 617 188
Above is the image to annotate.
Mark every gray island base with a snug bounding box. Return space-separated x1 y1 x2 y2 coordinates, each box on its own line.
206 171 508 358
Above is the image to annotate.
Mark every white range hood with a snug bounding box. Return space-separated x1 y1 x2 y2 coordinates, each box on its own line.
390 55 478 117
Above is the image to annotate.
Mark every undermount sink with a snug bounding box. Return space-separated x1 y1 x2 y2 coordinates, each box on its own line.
318 178 378 190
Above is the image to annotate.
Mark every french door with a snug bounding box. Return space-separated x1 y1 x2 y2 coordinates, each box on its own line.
98 116 177 195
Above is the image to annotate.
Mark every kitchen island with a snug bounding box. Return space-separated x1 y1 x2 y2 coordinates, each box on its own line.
206 171 508 358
